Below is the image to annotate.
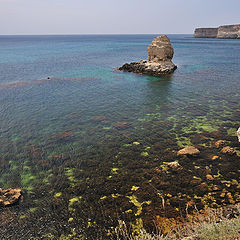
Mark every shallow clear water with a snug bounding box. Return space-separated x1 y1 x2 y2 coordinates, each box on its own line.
0 35 239 239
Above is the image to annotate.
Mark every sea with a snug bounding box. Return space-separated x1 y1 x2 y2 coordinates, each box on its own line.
0 34 239 239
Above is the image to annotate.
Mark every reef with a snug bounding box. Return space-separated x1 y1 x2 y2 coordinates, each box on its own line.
118 35 177 76
194 24 240 39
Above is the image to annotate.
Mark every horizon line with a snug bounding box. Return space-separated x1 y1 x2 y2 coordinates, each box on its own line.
0 33 193 36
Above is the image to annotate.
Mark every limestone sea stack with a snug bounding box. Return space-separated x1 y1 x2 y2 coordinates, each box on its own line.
118 35 177 77
194 24 240 39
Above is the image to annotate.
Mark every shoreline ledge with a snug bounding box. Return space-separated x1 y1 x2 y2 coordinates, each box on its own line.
117 35 177 77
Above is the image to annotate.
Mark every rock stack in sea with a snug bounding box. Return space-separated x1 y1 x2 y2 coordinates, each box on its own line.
118 35 177 77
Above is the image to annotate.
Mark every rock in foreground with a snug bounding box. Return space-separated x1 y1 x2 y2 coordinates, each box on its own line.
118 35 177 77
0 188 22 207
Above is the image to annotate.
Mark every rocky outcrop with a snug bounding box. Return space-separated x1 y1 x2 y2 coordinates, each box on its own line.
118 35 177 77
217 24 240 39
194 28 218 38
0 188 22 207
194 24 240 39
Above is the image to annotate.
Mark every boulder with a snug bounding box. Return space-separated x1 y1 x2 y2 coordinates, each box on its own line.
167 161 183 171
215 140 226 148
118 35 177 76
0 188 22 207
177 146 200 156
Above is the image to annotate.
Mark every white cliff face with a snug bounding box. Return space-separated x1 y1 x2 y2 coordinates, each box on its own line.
194 28 218 38
194 24 240 39
217 24 240 39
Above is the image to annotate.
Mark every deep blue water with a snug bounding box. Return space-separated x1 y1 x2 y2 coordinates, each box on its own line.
0 35 239 239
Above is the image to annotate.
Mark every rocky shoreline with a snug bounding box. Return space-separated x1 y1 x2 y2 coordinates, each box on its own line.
118 35 177 76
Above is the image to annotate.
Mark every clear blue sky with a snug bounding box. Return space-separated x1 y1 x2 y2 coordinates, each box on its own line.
0 0 239 35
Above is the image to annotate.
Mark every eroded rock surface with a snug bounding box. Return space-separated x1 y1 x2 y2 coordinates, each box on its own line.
0 188 22 207
118 35 177 76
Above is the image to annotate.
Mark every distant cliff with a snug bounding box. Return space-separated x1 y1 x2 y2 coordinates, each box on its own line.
194 24 240 39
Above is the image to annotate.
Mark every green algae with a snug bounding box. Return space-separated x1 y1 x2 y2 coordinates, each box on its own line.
123 143 132 147
65 168 78 187
103 126 111 130
140 152 149 157
100 196 107 200
127 195 151 216
54 192 62 198
68 196 82 212
111 168 119 174
176 136 192 147
131 186 140 191
111 193 121 198
227 128 237 136
29 207 38 213
21 163 36 192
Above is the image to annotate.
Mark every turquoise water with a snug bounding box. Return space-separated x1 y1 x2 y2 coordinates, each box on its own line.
0 35 239 239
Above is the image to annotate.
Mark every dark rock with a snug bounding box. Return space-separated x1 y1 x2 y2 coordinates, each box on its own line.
91 115 109 124
113 122 131 130
49 131 74 143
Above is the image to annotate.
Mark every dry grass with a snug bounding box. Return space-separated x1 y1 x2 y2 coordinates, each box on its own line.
114 205 240 240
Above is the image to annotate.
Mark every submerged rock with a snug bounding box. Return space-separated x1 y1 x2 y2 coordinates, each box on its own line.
215 140 226 148
167 161 183 171
177 146 200 156
221 146 236 155
49 131 74 143
0 188 22 207
118 35 177 76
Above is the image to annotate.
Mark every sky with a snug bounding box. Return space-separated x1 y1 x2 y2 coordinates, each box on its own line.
0 0 239 35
